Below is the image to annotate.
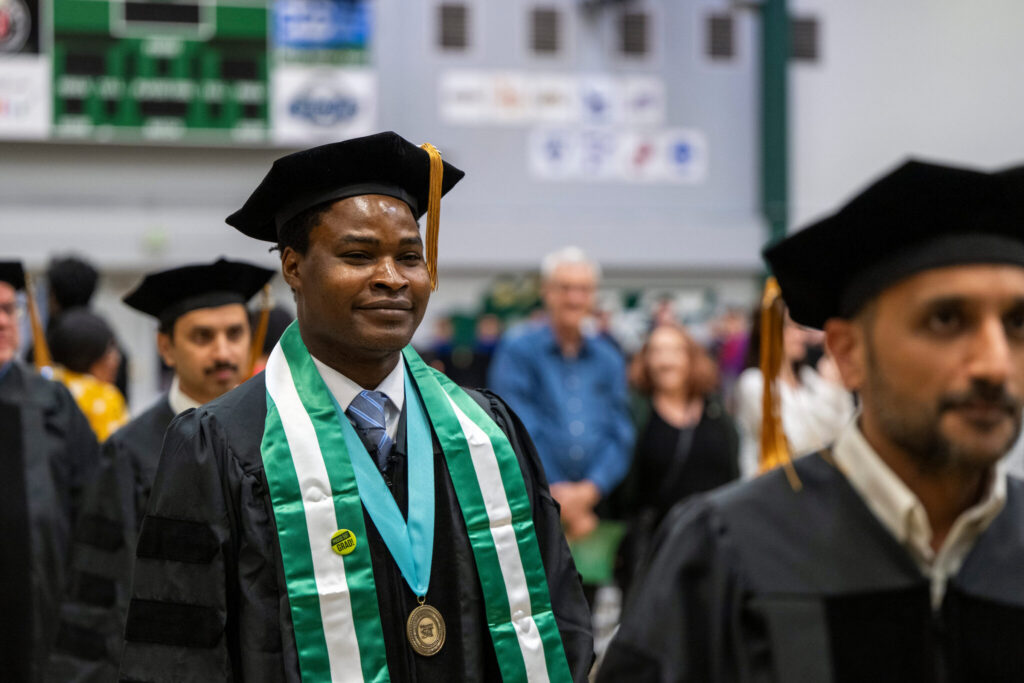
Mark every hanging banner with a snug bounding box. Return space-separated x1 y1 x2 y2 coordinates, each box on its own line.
439 69 667 128
529 126 709 185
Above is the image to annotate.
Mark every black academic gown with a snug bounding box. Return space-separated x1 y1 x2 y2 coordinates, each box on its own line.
0 361 100 683
46 396 175 682
119 373 594 682
599 452 1024 683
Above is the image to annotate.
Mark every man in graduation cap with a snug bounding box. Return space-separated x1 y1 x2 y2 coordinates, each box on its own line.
119 132 593 682
0 261 100 683
46 258 274 682
600 160 1024 682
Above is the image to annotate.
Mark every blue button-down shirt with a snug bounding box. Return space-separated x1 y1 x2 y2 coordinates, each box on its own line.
488 322 634 494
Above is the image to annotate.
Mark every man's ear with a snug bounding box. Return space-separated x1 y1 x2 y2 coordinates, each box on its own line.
824 317 866 392
281 247 302 295
156 331 176 369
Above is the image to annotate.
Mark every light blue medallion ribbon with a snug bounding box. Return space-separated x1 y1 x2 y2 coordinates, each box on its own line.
330 366 435 598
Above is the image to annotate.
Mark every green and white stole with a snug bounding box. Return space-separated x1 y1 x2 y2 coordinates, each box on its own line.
261 323 572 682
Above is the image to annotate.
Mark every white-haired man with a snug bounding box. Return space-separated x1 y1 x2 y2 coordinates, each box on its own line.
489 247 633 541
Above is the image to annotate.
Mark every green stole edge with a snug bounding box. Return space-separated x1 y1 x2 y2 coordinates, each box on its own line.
404 346 573 682
263 324 390 683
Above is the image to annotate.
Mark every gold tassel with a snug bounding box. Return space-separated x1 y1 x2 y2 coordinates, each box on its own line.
758 277 802 491
24 272 52 372
419 142 444 291
247 284 272 377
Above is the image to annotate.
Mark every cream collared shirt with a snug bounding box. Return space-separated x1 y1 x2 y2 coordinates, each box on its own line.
168 376 203 416
831 421 1007 608
311 355 405 440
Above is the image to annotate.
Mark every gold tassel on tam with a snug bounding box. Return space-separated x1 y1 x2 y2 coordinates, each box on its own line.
24 272 52 373
758 276 802 491
247 284 273 377
419 142 444 291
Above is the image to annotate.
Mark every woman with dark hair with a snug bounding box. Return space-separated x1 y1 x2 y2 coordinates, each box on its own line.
615 324 739 596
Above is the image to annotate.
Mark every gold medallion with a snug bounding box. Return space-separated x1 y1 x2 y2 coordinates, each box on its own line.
406 603 446 656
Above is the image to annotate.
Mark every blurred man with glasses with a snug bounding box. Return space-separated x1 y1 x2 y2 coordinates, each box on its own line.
0 261 99 683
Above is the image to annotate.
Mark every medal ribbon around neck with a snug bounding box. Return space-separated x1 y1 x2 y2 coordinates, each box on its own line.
261 322 573 683
329 370 434 599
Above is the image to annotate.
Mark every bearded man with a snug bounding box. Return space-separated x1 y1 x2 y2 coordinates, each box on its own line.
601 160 1024 682
47 258 274 682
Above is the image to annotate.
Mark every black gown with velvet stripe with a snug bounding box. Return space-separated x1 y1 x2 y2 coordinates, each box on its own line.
46 396 175 682
599 452 1024 683
118 373 594 682
0 361 100 683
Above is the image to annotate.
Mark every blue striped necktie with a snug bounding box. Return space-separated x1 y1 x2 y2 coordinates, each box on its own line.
346 390 395 473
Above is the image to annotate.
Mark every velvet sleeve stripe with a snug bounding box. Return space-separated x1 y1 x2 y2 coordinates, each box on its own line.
77 513 124 551
135 516 219 564
124 599 223 647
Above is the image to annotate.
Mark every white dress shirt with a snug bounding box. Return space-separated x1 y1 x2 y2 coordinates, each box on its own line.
311 355 405 440
831 421 1007 608
168 376 203 416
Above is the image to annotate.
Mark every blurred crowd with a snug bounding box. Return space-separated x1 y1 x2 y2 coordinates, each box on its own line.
420 246 860 604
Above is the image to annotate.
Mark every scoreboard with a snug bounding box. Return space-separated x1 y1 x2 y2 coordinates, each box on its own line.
0 0 375 145
53 0 269 143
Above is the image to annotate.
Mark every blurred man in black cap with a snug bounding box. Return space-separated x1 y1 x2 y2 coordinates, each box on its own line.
46 258 274 682
600 160 1024 682
0 261 100 683
119 132 592 683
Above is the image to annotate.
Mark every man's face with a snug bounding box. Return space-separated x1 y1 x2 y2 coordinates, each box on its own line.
283 195 431 363
543 263 597 332
830 264 1024 472
0 283 20 365
157 304 251 404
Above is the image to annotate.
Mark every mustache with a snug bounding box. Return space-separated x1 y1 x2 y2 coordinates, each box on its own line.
938 381 1020 415
204 361 239 376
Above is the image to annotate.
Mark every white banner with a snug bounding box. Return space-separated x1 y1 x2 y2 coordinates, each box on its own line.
529 126 708 184
0 55 50 139
271 66 376 145
439 70 666 128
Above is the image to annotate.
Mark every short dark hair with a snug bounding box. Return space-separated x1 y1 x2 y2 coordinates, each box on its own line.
48 256 98 310
276 201 333 255
48 308 115 373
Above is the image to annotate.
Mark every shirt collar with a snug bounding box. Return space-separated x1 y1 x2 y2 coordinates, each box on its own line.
543 321 593 357
168 375 203 415
310 354 406 413
832 419 1007 566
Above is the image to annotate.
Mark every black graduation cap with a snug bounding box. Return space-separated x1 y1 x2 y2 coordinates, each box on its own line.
226 131 464 241
226 131 464 290
0 261 26 290
764 159 1024 329
123 258 275 331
